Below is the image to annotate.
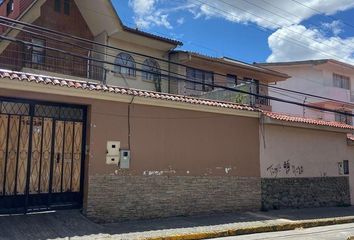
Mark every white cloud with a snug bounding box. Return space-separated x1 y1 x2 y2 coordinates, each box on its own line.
128 0 354 30
185 0 354 29
128 0 354 63
129 0 172 29
129 0 155 15
177 17 185 25
267 24 354 64
321 20 343 36
183 0 354 62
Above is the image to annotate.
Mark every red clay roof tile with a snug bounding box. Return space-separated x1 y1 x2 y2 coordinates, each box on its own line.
264 111 354 130
1 69 353 131
0 69 257 112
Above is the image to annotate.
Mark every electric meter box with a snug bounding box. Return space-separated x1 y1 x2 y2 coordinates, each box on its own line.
106 141 120 165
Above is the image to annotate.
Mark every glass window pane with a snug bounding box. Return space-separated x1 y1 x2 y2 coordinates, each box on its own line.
60 107 83 121
1 101 29 115
32 38 45 64
34 105 60 118
227 74 237 88
142 58 160 81
195 70 203 91
186 68 195 89
115 53 136 77
64 0 70 15
204 72 213 91
333 73 350 89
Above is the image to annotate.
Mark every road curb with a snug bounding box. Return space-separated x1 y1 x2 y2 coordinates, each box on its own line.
144 216 354 240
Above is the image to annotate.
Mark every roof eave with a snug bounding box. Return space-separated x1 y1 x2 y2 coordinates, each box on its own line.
121 26 183 46
173 51 290 79
264 117 354 133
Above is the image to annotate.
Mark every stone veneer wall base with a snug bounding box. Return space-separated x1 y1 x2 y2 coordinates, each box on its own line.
85 175 261 223
261 177 350 211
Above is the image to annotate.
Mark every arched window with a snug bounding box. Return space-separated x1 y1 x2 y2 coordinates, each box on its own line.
142 58 161 91
142 58 161 81
115 53 136 77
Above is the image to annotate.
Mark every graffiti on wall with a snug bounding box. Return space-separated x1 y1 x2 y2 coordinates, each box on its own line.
266 160 303 178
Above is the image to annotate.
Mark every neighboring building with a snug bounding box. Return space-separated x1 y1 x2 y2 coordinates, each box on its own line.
0 0 289 105
0 0 182 87
0 0 35 34
256 59 354 124
170 51 289 111
260 112 354 210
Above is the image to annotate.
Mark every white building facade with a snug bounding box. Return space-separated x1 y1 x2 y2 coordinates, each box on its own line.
257 60 354 125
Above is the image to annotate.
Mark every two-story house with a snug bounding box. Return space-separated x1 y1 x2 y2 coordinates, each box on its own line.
0 0 182 87
170 51 289 111
0 0 289 104
257 59 354 124
0 0 269 221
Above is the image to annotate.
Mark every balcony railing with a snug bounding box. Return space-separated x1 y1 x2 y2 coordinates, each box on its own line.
0 34 272 110
198 85 270 107
0 34 104 82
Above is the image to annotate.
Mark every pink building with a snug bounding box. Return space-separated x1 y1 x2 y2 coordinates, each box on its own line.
257 59 354 125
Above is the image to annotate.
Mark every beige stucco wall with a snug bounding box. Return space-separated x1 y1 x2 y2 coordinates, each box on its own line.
260 124 354 204
104 36 171 92
0 87 260 207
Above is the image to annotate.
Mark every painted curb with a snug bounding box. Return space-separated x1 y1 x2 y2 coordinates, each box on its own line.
143 217 354 240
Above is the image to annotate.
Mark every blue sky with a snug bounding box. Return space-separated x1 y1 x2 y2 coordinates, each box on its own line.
113 0 354 64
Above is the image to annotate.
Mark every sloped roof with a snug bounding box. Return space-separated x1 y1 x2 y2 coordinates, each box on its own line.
121 26 182 46
173 50 290 79
255 59 354 70
264 111 354 130
0 69 256 112
1 69 353 131
5 0 182 46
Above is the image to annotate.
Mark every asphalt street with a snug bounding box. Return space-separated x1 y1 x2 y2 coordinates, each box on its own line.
214 223 354 240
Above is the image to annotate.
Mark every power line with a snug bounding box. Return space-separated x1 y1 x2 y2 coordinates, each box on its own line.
1 34 354 119
207 0 353 61
49 2 354 63
1 17 354 110
75 3 354 89
237 0 352 49
73 1 223 56
289 0 354 30
0 16 353 109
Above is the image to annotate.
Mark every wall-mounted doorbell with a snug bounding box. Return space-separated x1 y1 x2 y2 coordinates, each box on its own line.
120 150 131 169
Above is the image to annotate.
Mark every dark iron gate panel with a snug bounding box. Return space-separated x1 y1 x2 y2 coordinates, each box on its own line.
0 98 86 213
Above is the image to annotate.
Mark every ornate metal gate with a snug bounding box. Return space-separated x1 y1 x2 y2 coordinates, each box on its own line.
0 98 86 213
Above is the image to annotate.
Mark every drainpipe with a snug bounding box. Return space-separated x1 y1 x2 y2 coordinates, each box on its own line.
87 50 91 79
168 52 171 93
103 31 110 85
128 96 135 150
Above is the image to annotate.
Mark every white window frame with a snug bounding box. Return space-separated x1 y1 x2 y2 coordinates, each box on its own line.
31 38 45 65
333 73 350 90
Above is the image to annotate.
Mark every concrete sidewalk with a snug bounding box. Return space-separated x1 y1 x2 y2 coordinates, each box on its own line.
1 207 354 239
